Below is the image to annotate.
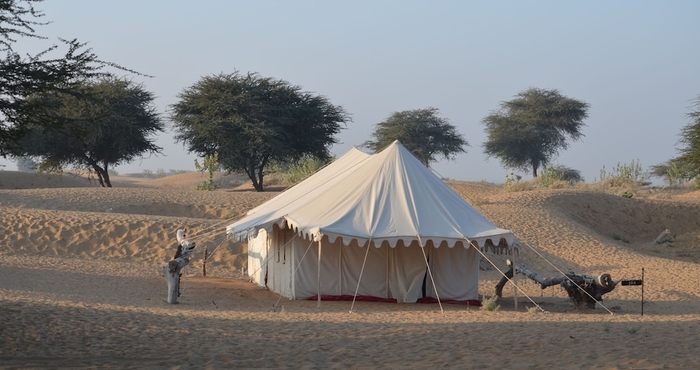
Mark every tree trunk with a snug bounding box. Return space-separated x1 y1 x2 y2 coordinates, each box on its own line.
96 171 105 187
244 163 264 192
252 177 264 192
247 173 263 192
166 258 189 303
255 166 264 192
86 157 111 187
101 160 112 187
495 265 514 297
91 163 105 187
165 229 196 304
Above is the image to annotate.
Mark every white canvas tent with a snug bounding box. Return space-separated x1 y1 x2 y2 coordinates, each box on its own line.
226 141 515 303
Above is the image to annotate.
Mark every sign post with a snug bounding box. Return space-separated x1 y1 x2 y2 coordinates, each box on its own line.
620 268 644 316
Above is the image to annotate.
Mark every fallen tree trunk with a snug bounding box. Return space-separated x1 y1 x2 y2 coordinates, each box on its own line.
495 260 618 309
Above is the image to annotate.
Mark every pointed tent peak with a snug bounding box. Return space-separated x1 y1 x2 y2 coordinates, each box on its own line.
370 140 404 154
376 140 428 162
227 136 515 251
382 140 404 151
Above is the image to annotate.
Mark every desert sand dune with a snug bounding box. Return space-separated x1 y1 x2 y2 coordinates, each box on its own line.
1 170 699 369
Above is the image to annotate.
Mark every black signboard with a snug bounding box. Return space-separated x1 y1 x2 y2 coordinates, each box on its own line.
621 280 643 286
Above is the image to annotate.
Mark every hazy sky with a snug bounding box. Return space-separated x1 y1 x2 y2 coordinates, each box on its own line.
2 0 699 183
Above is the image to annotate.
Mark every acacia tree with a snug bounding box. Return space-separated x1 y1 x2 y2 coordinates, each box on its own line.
482 88 589 178
0 0 138 156
10 78 164 187
673 95 700 179
650 159 689 187
170 72 350 192
363 107 468 166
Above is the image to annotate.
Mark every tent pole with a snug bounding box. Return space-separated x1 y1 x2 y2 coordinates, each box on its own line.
350 239 372 313
419 238 443 314
512 244 518 310
317 239 322 308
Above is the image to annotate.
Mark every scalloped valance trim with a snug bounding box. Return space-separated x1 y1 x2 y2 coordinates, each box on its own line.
228 217 518 254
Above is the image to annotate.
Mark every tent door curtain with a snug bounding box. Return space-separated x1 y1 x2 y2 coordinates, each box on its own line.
388 240 428 302
267 226 293 298
246 225 295 298
423 241 479 301
247 228 269 289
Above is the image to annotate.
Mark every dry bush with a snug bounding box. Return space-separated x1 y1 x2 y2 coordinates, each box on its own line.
505 179 535 192
547 180 572 189
264 172 286 186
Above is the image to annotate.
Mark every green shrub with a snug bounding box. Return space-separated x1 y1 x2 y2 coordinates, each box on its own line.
610 232 630 243
284 156 330 186
169 169 190 175
505 171 532 192
480 296 500 311
505 171 520 188
540 164 583 187
195 152 220 191
598 159 650 187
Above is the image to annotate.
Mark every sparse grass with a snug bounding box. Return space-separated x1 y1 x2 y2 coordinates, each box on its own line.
197 181 220 191
610 232 630 243
469 196 490 206
480 296 500 311
546 180 572 189
264 172 286 187
649 191 673 200
223 210 240 220
626 326 640 334
527 306 539 314
505 179 534 192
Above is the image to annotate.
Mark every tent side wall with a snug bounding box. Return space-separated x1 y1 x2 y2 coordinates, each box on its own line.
285 234 479 302
293 236 392 299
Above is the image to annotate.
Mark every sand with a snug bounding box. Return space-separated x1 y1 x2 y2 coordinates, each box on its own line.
1 171 699 369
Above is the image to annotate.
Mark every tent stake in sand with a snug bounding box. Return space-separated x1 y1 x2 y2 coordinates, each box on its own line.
165 229 196 304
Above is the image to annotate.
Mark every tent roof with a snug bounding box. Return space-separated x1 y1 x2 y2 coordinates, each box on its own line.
226 141 514 250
